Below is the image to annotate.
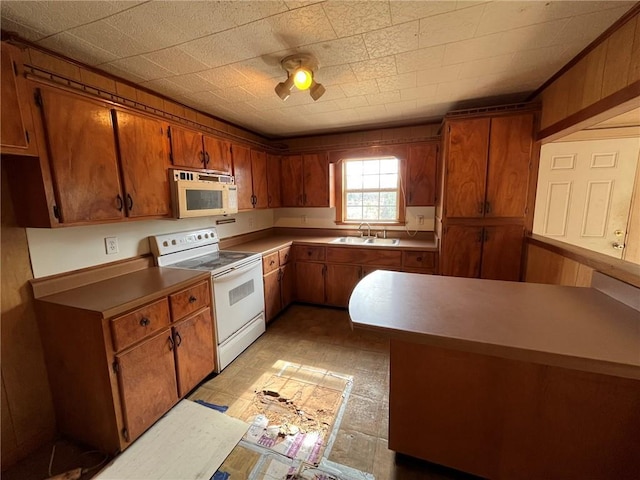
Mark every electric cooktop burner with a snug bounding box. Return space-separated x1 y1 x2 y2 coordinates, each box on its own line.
170 250 256 272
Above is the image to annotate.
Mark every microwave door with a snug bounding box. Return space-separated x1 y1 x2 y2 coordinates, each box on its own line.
176 183 225 218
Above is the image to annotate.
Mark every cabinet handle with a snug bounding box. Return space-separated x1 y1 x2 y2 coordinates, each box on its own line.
116 194 124 212
188 295 197 303
139 317 150 327
127 194 133 211
199 151 205 164
205 152 210 166
477 230 483 243
174 331 182 347
168 335 175 351
485 201 491 214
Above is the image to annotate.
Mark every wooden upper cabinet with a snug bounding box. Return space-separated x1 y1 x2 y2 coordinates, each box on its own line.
485 114 533 218
407 142 438 206
440 225 483 278
168 125 205 169
444 118 490 218
281 154 304 206
267 153 282 208
1 43 38 156
113 110 171 218
303 153 332 207
251 149 269 208
36 86 124 224
203 135 232 174
232 144 254 210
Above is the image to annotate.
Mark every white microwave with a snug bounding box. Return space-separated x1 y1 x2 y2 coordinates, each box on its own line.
170 169 238 218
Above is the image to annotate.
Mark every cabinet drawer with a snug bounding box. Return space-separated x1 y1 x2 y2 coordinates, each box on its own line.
403 251 436 269
262 252 279 274
294 245 325 261
111 298 170 352
169 281 210 321
279 246 291 265
326 247 402 267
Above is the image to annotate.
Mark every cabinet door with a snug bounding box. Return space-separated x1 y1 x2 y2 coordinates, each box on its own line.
1 43 37 155
486 114 533 218
303 153 330 206
116 329 178 443
281 154 304 206
441 225 483 278
325 264 362 308
251 149 269 208
295 262 325 304
280 263 295 308
263 269 282 323
232 144 254 210
37 86 124 224
203 135 232 174
481 225 524 281
407 143 438 206
169 125 204 169
444 119 490 218
114 110 171 218
267 154 282 208
173 309 215 397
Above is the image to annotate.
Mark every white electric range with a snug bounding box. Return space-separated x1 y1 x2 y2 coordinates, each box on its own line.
150 228 265 372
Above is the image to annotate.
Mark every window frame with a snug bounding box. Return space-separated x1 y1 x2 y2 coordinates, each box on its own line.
330 145 408 226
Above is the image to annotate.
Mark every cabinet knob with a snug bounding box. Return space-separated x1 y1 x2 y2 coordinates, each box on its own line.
270 260 275 265
188 295 197 303
174 331 182 347
139 317 150 327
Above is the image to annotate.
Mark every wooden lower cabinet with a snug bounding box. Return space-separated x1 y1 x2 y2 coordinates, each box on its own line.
326 264 362 307
264 268 282 322
441 226 483 278
36 277 215 454
262 247 295 323
295 261 326 304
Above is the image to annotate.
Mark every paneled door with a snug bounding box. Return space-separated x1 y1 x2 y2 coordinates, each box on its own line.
251 149 269 208
533 138 639 259
232 144 253 210
173 309 215 397
407 143 438 206
303 153 330 206
441 226 483 278
281 155 304 206
480 225 524 281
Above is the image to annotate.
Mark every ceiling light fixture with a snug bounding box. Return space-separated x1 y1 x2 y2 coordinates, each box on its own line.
275 53 325 101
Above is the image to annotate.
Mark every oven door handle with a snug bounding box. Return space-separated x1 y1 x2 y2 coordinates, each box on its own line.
213 259 260 280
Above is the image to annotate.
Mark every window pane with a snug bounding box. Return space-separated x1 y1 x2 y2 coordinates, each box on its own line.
363 175 379 189
380 191 397 206
380 174 398 189
346 161 362 176
362 160 379 175
362 192 379 206
363 207 378 220
380 206 397 220
346 206 362 220
346 192 362 206
346 174 362 189
380 159 398 174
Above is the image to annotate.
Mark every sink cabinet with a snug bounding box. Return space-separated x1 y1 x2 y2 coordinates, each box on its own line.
35 271 214 453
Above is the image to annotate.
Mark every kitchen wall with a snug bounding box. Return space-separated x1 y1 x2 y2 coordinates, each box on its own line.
26 210 274 278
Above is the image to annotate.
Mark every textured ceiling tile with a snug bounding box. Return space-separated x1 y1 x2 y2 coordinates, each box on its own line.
400 84 439 101
0 17 48 41
415 64 461 86
476 1 559 36
98 62 147 84
266 3 337 48
321 1 391 37
385 99 418 114
303 36 370 67
107 55 174 81
498 18 571 52
0 0 141 36
418 3 486 48
69 20 149 58
548 1 635 21
366 90 401 106
198 65 252 91
139 78 194 99
166 72 217 92
314 64 358 87
37 31 119 66
340 79 380 97
390 1 457 25
442 33 503 65
376 72 417 93
552 5 633 46
350 56 397 82
395 45 445 73
363 20 419 59
211 86 256 103
231 57 284 82
143 47 211 76
333 95 369 109
456 53 516 80
414 100 455 118
241 77 283 99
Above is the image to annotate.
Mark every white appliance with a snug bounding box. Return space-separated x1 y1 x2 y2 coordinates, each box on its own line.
170 169 238 218
150 228 264 372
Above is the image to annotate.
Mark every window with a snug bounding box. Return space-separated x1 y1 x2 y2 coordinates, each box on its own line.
342 157 400 222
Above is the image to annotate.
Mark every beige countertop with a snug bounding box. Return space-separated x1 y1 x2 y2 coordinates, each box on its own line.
225 233 438 256
349 271 640 380
37 267 211 319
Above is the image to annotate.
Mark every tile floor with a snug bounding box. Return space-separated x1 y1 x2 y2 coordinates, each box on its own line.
3 304 478 480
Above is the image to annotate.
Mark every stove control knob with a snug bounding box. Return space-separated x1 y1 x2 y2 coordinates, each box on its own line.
171 240 177 245
198 235 202 240
204 233 209 238
162 241 168 247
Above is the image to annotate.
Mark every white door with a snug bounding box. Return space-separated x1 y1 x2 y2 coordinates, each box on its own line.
533 138 640 258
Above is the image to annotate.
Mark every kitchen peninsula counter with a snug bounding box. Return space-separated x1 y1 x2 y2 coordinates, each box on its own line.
349 271 640 479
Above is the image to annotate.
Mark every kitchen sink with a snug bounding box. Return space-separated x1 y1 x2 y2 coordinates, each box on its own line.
330 236 399 246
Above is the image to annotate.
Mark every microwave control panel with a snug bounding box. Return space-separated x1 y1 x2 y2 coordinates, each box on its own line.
172 169 234 184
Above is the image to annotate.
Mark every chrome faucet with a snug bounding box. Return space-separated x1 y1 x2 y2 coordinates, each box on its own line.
358 222 371 238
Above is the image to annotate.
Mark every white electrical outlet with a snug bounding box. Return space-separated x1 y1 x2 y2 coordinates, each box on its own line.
105 237 119 255
417 215 424 225
302 215 307 224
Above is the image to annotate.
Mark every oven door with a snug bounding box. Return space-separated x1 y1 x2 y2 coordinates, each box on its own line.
212 259 265 344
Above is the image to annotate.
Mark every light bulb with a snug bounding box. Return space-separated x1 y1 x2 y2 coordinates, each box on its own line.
293 68 313 90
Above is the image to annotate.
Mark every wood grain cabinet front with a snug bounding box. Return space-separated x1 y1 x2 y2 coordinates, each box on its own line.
167 124 232 175
232 145 269 210
36 277 215 454
281 153 334 207
263 246 295 323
